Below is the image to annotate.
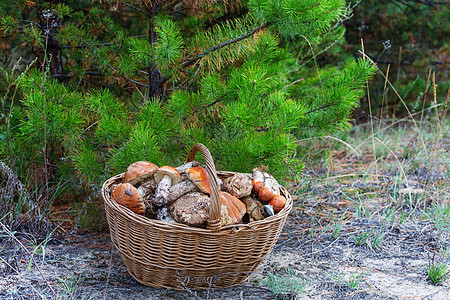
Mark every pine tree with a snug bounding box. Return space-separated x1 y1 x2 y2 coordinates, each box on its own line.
1 1 376 215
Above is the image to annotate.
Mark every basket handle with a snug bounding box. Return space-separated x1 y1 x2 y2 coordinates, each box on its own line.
185 143 221 229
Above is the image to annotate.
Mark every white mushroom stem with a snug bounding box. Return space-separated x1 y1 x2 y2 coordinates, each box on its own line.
263 174 281 196
154 175 173 207
136 179 156 198
167 180 200 204
252 168 265 183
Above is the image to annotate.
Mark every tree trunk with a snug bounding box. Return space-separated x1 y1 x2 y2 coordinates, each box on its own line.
148 1 163 99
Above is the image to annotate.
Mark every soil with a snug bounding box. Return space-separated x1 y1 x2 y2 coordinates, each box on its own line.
1 126 448 299
2 198 449 299
1 215 449 299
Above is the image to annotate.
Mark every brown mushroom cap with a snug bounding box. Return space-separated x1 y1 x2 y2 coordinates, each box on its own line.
258 186 274 202
154 166 182 184
123 161 159 185
269 195 286 212
252 180 264 194
224 173 252 198
111 183 145 214
242 196 264 221
219 191 246 224
186 166 210 194
169 192 210 227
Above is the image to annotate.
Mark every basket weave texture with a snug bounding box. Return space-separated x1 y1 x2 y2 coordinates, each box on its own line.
102 144 292 289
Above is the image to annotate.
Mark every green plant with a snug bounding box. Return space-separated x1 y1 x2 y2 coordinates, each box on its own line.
332 221 343 239
369 229 385 249
0 0 376 227
346 271 367 289
54 276 99 300
325 271 345 284
350 230 371 246
424 204 450 230
56 276 80 298
426 263 450 285
326 270 366 290
260 268 307 299
27 226 58 270
425 231 450 285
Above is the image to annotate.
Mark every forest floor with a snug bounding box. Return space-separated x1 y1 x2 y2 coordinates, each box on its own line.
1 119 448 299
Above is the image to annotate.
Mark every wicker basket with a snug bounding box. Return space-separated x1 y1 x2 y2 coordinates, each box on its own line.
102 143 292 289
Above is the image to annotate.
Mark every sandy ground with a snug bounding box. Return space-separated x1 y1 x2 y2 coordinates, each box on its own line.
1 210 449 299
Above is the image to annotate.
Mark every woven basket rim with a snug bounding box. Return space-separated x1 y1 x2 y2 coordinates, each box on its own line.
102 171 292 233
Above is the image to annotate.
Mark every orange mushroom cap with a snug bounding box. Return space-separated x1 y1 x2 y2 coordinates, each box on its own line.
269 194 286 212
123 161 158 184
252 180 264 193
111 183 145 214
258 186 273 202
186 166 210 194
219 191 246 224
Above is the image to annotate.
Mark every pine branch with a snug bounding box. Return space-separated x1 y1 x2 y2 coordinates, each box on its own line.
204 7 248 28
303 65 370 115
76 36 150 88
181 22 270 68
303 101 340 115
123 2 152 16
60 42 117 49
162 0 182 13
192 99 221 114
303 117 346 128
260 145 287 162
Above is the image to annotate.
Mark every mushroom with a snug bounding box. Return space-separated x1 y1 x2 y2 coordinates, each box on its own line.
219 191 246 225
111 183 157 218
242 196 265 222
123 161 159 185
223 173 252 198
252 168 264 183
175 161 202 175
262 205 275 217
169 192 210 227
269 194 287 212
111 183 145 214
156 207 177 223
252 180 264 194
154 166 182 207
164 166 210 205
252 168 285 212
258 186 274 202
252 167 281 196
186 167 211 194
137 179 157 200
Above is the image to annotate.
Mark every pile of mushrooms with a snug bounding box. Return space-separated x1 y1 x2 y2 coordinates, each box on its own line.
110 161 286 227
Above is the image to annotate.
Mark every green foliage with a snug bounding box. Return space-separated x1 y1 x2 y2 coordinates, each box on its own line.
249 0 346 39
260 268 307 298
426 263 450 285
425 203 450 230
0 0 376 213
153 15 184 74
293 58 377 136
326 270 367 290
